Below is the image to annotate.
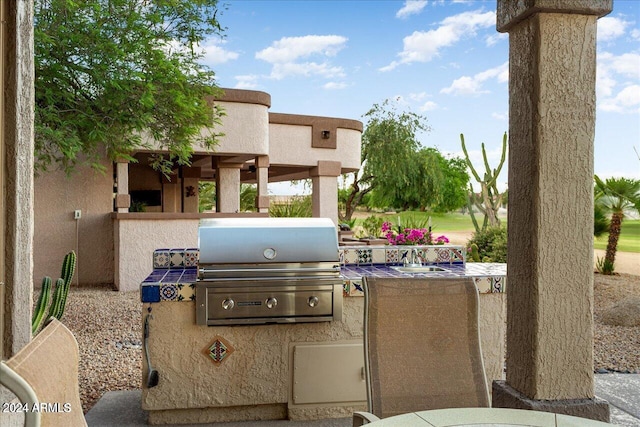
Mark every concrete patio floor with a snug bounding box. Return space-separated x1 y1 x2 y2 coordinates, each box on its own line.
85 374 639 426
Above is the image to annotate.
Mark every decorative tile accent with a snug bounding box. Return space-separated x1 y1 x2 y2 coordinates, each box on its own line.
421 247 438 263
450 248 465 264
184 249 199 267
177 283 196 301
153 250 170 269
385 248 399 264
357 248 372 265
492 277 505 293
170 251 185 267
160 284 179 301
204 336 235 365
399 248 410 264
348 279 364 297
474 277 492 294
343 249 358 265
436 248 451 263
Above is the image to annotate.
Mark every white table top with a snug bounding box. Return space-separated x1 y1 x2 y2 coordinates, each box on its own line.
364 407 612 426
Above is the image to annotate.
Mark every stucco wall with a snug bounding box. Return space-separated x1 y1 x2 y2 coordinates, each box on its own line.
269 125 361 171
114 218 199 291
142 293 505 423
34 160 114 288
197 101 270 156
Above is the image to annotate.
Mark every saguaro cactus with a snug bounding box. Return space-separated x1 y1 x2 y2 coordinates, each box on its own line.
460 132 507 233
31 251 76 334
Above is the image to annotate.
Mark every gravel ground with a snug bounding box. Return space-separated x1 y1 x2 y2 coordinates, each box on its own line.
55 273 639 414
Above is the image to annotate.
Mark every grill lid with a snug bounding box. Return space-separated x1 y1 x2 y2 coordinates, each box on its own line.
198 218 339 265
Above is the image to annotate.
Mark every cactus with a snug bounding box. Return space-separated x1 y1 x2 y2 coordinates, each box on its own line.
470 244 481 263
31 276 52 334
461 132 507 233
31 251 76 335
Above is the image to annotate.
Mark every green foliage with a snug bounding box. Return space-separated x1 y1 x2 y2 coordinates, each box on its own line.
461 133 507 232
129 200 147 213
239 184 257 212
269 196 312 218
432 155 469 213
467 226 507 263
198 182 216 213
34 0 226 174
594 175 640 266
399 214 430 230
594 200 610 238
361 215 383 238
31 251 76 335
595 256 615 275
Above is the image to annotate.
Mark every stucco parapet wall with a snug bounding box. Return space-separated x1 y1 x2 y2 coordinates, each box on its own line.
270 112 363 150
208 88 271 108
497 0 612 32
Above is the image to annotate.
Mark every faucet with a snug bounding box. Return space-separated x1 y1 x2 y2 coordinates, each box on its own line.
404 248 422 266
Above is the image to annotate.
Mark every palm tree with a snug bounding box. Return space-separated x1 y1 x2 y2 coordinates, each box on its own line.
594 176 640 270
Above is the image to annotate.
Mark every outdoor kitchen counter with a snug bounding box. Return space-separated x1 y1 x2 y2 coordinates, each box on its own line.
139 248 506 425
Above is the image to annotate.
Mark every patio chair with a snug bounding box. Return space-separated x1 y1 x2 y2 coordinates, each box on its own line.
0 318 87 427
353 276 490 426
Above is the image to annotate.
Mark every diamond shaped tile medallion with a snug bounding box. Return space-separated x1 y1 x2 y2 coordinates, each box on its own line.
204 336 235 366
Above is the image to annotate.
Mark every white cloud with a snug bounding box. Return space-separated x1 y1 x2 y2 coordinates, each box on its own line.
597 16 630 42
381 10 496 71
323 81 348 90
597 51 640 112
599 85 640 113
256 35 347 63
632 29 640 41
419 101 438 112
255 35 348 80
396 0 427 19
440 62 508 96
492 112 507 121
234 75 259 89
486 32 508 47
200 39 240 65
270 62 345 80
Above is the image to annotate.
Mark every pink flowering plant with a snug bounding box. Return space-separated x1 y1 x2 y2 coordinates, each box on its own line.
381 221 449 246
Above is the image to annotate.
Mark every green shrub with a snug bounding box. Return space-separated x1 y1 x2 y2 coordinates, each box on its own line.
269 195 312 217
595 256 615 275
467 226 507 263
361 215 383 238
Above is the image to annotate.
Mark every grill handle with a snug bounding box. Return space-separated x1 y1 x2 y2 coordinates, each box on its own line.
199 266 340 277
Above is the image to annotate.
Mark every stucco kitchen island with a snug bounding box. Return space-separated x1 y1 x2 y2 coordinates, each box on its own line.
140 245 506 425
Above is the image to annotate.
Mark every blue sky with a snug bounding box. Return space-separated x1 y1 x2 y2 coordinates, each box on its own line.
199 0 640 195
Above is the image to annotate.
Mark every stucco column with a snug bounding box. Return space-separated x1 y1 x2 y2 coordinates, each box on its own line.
255 156 270 213
1 0 34 359
216 163 242 213
493 1 611 421
181 166 201 213
114 159 130 213
310 161 341 225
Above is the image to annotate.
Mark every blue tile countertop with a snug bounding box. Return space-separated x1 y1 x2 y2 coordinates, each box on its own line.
341 263 506 297
140 246 507 303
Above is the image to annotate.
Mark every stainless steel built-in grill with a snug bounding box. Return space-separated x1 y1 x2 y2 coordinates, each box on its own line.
195 218 343 326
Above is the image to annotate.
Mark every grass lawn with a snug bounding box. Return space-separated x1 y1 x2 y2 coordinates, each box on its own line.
594 219 640 254
353 210 640 254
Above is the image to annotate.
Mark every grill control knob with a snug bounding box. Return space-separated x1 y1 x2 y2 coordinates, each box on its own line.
222 299 235 310
266 297 278 309
308 296 319 307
